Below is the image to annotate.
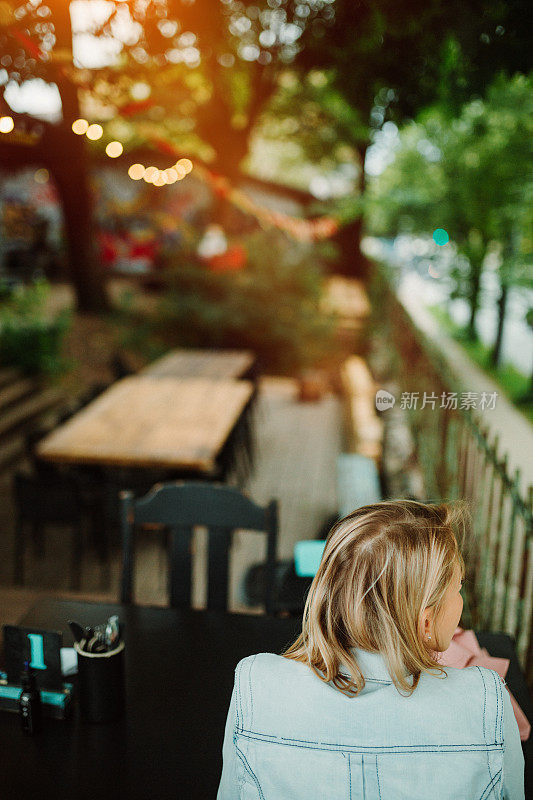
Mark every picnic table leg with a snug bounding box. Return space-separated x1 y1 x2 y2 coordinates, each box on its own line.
218 395 256 487
70 518 83 590
14 517 25 585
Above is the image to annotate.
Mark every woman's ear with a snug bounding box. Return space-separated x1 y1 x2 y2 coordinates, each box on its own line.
420 607 434 641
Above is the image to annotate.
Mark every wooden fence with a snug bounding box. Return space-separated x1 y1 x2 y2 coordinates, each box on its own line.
373 269 533 683
443 409 533 678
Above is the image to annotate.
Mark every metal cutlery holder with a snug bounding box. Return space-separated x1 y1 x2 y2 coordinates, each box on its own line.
74 640 125 723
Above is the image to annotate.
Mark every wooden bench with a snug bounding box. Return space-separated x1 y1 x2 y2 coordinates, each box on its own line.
341 355 383 463
322 276 371 352
141 348 256 381
0 367 64 473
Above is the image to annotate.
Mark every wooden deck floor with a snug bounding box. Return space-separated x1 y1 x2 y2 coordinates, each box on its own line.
0 376 343 618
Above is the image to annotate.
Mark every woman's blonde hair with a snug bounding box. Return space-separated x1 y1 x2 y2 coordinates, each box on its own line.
284 499 468 697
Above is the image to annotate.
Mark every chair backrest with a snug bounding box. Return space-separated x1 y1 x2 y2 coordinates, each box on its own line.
120 481 278 613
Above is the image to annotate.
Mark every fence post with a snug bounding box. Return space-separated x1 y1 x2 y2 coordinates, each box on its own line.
501 469 523 637
517 487 533 680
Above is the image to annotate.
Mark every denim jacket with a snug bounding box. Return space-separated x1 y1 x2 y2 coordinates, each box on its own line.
217 647 524 799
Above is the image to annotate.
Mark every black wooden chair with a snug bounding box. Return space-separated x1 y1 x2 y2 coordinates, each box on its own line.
243 512 339 616
12 470 84 588
120 481 278 614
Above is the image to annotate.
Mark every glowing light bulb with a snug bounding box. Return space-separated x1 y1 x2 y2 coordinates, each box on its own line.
106 141 123 158
128 163 145 180
86 124 103 141
176 158 193 174
143 166 158 182
163 168 178 184
34 168 49 184
72 118 89 135
0 116 14 133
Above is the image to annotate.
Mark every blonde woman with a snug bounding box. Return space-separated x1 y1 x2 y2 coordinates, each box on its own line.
217 500 524 799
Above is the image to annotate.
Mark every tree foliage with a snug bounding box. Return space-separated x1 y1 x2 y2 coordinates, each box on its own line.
1 0 532 305
367 71 533 345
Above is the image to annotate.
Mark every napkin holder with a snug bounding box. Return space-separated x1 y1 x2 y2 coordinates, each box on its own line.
0 671 73 720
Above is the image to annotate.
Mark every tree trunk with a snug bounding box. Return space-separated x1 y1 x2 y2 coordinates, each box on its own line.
467 260 483 340
46 132 108 312
331 143 371 280
46 6 108 312
490 282 509 367
0 125 107 312
207 131 251 232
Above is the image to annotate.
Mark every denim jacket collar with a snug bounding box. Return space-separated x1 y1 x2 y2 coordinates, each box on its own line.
340 647 412 682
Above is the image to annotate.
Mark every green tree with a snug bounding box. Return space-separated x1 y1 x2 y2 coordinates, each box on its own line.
367 72 533 341
526 307 533 398
1 0 531 306
295 0 533 274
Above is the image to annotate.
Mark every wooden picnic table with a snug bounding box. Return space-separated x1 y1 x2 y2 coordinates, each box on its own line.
36 376 255 474
141 348 256 380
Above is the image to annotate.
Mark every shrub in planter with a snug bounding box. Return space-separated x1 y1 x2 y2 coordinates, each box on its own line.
0 280 71 376
140 229 338 374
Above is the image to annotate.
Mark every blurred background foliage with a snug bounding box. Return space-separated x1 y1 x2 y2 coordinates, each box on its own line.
365 70 533 369
2 0 532 307
0 0 531 386
117 228 338 373
0 279 71 375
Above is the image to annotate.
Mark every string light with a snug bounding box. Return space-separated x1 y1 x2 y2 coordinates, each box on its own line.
127 157 193 186
106 141 123 158
69 116 195 190
72 118 89 135
0 116 14 133
86 124 103 141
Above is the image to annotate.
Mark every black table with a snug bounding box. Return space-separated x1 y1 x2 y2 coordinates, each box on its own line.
1 600 531 800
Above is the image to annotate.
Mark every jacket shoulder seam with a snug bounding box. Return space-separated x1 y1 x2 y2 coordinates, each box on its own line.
473 666 504 746
235 655 258 734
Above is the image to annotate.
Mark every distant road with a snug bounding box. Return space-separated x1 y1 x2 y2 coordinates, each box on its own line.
364 236 533 375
